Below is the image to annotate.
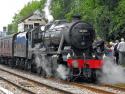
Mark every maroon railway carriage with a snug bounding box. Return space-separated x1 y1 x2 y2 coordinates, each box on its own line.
0 35 14 65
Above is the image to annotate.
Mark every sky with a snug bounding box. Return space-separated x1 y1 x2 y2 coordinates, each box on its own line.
0 0 32 31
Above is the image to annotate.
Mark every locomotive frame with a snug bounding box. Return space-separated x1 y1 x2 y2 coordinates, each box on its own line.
0 18 103 82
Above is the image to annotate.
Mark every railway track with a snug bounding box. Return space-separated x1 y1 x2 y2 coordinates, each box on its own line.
70 82 115 94
0 66 73 94
71 82 125 94
50 79 125 94
102 84 125 92
48 76 125 94
0 65 125 94
0 85 13 94
0 65 97 94
0 76 36 94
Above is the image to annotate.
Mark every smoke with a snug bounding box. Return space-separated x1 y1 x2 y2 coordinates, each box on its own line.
56 64 69 80
99 55 125 84
35 54 52 77
43 0 54 23
34 51 70 80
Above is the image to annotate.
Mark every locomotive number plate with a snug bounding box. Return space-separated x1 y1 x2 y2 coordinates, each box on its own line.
79 30 88 33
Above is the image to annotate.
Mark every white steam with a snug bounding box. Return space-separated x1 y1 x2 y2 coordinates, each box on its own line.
35 54 69 80
56 64 69 80
35 54 52 77
43 0 54 23
99 55 125 84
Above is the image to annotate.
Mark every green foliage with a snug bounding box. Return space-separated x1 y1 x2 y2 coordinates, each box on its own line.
95 8 112 40
7 0 45 34
7 0 125 41
51 0 123 41
7 22 18 35
51 0 64 19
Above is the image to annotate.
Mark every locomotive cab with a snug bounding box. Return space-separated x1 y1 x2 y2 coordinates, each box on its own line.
27 26 43 48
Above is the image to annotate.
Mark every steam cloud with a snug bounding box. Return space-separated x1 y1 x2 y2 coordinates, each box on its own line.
99 55 125 84
43 0 54 23
34 53 69 80
35 54 52 77
56 64 69 80
34 48 125 83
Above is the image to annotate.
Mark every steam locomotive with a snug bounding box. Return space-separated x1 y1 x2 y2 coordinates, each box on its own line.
0 15 103 82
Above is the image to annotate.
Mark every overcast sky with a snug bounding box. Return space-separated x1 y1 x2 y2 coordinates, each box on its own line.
0 0 32 31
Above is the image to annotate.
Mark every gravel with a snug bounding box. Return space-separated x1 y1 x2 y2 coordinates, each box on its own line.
88 84 125 94
0 65 98 94
1 64 125 94
0 79 27 94
0 70 64 94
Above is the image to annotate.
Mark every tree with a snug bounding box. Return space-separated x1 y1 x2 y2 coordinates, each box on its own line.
8 0 44 34
7 0 125 41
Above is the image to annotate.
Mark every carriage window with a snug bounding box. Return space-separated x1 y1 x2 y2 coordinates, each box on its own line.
7 40 9 48
3 41 5 48
1 40 3 48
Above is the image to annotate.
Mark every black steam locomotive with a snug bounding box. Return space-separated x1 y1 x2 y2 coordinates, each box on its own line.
0 16 103 81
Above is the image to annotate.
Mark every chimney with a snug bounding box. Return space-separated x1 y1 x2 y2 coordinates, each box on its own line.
72 14 81 22
3 27 7 32
3 26 7 36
